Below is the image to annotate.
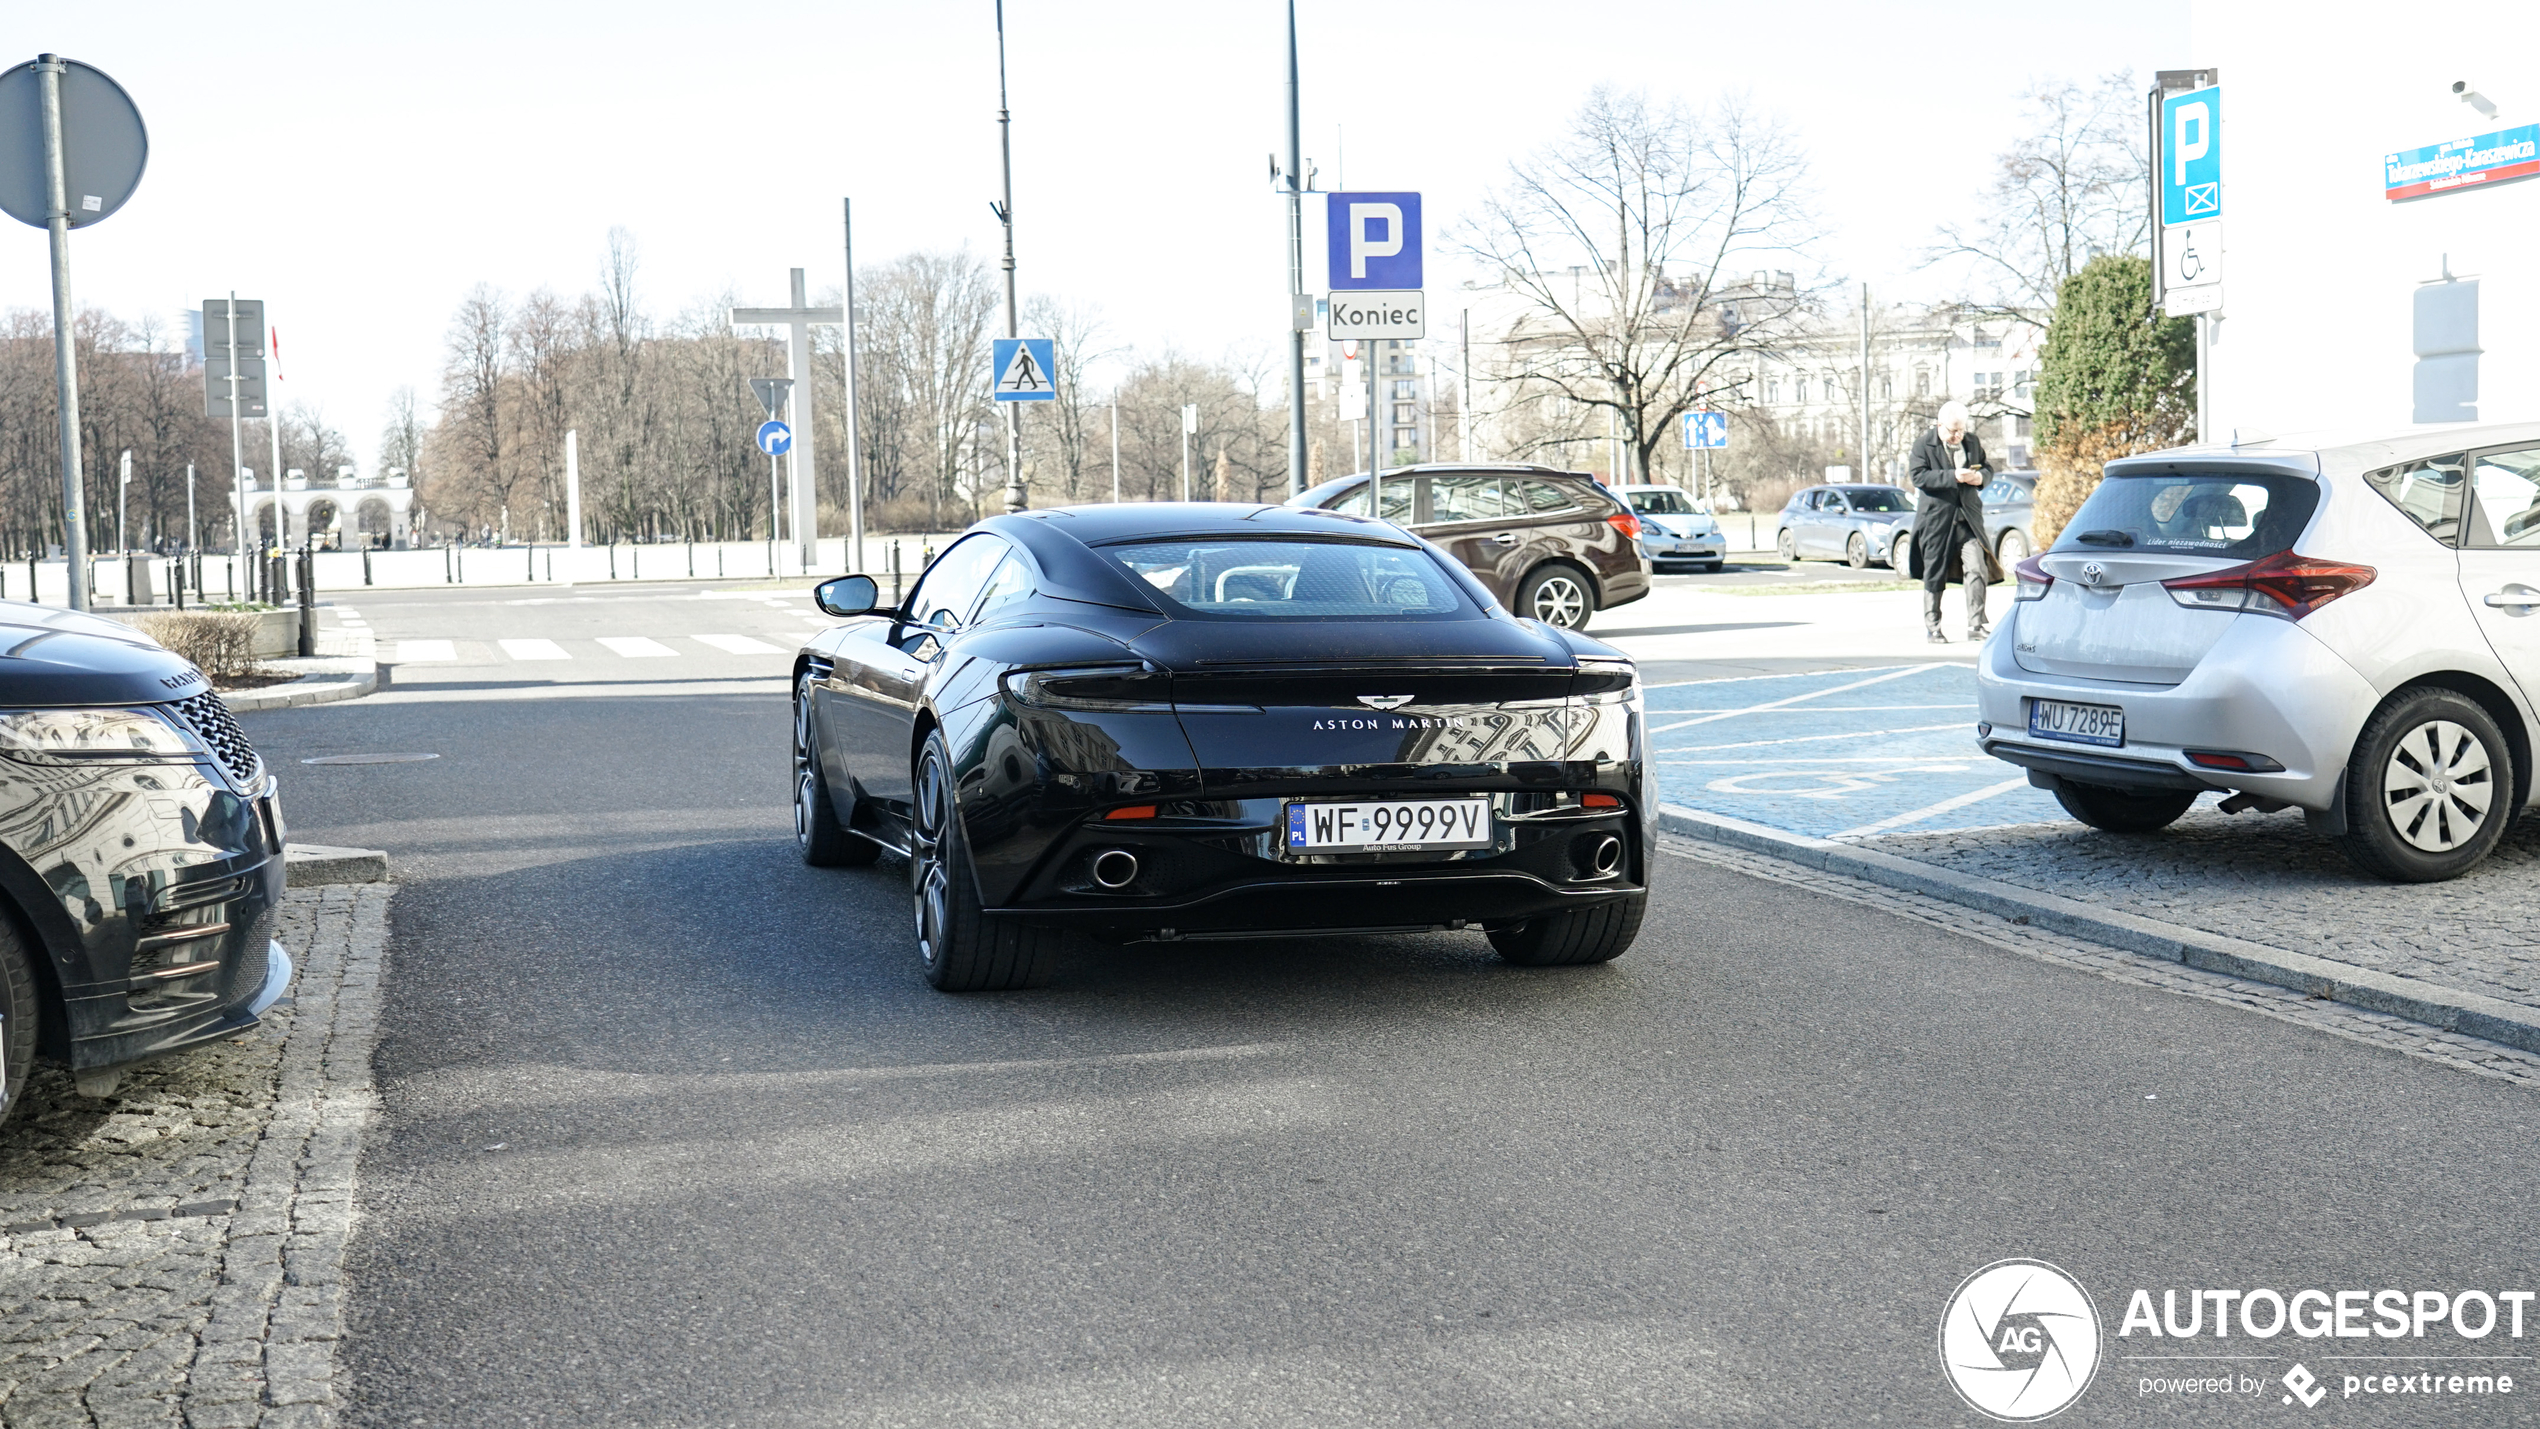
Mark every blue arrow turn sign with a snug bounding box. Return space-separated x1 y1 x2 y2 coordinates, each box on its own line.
757 420 793 455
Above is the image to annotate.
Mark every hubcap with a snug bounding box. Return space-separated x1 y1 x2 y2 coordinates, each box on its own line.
911 751 950 966
1532 575 1587 628
2383 718 2495 853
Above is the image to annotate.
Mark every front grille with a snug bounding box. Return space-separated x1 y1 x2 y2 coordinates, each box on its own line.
167 691 262 788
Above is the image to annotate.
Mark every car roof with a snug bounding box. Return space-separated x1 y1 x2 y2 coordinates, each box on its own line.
2107 421 2540 484
984 503 1435 613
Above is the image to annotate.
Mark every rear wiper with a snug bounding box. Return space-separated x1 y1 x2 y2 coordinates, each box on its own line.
2073 529 2136 547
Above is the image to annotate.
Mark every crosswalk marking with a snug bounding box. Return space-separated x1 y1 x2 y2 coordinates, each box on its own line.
596 636 679 658
395 640 457 662
693 633 785 655
498 638 571 661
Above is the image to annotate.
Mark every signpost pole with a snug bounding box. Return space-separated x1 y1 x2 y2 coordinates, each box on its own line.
1283 0 1307 496
37 56 88 610
993 0 1025 514
842 199 865 575
226 295 246 571
1110 399 1120 502
1368 340 1382 517
2195 313 2210 443
566 430 581 551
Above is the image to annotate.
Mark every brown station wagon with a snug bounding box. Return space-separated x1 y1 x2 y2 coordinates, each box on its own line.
1285 465 1651 630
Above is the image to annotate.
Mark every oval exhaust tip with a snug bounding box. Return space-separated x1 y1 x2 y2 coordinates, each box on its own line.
1591 835 1623 875
1091 849 1140 890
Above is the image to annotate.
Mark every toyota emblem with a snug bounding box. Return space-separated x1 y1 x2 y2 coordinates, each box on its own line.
2080 561 2106 586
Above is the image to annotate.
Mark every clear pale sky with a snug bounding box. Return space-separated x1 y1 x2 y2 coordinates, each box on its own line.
8 1 2187 469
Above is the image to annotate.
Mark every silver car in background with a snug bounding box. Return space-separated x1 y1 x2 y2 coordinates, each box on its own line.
1977 424 2540 882
1617 484 1726 571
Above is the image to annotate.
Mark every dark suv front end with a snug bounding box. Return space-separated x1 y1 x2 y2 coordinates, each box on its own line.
0 602 292 1109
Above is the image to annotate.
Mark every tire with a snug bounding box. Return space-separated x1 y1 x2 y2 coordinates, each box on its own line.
2335 688 2513 882
2052 780 2199 833
1845 533 1869 569
795 675 877 867
1997 527 2033 563
1890 532 1913 572
1517 565 1596 630
1776 528 1798 561
910 730 1058 990
1488 895 1644 966
0 915 38 1128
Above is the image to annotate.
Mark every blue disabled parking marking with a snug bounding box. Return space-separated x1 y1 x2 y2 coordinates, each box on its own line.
1645 663 2063 841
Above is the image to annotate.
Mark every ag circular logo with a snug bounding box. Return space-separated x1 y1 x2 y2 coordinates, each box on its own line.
1938 1259 2102 1421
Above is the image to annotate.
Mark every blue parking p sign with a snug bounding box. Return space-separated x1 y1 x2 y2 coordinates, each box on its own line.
2161 85 2221 225
1682 411 1728 450
1326 192 1421 291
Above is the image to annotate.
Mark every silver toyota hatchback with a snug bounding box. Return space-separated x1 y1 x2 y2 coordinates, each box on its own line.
1976 423 2540 882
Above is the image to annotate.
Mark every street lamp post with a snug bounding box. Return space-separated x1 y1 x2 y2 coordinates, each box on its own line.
993 1 1025 514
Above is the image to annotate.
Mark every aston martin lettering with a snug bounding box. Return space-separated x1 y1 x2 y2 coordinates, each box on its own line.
1309 715 1475 730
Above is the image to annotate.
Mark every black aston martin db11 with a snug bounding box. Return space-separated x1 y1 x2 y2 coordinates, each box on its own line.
793 503 1650 991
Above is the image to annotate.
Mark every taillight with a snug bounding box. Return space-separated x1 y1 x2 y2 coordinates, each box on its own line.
1007 665 1171 711
1605 510 1643 539
2013 554 2053 601
2159 550 2376 619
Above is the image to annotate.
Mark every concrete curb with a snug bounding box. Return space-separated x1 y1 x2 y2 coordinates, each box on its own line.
1657 803 2540 1056
284 843 391 887
219 658 379 712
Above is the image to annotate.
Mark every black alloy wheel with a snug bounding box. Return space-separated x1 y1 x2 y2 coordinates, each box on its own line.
1488 895 1644 966
795 675 876 867
2052 780 2199 833
1846 533 1870 569
0 918 39 1128
2337 688 2513 882
910 731 1057 991
1517 565 1596 631
1776 528 1799 561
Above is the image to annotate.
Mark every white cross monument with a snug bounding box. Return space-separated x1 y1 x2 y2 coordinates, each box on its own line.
731 269 841 571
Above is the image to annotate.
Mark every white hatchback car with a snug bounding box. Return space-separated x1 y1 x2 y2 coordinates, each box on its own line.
1977 424 2540 882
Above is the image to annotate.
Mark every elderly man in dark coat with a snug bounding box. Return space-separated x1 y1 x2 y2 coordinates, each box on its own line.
1907 400 2007 643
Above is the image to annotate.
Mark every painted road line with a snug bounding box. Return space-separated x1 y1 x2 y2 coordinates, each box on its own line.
498 639 571 661
596 637 680 658
692 634 785 655
394 640 457 663
1659 721 1973 756
1648 664 1946 733
1825 776 2035 841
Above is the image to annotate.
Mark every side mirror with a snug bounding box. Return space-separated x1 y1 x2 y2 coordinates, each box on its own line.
814 574 880 618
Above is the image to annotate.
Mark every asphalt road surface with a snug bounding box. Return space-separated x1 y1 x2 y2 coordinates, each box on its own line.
247 583 2540 1427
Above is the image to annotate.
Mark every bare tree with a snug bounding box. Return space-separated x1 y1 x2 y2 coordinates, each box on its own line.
1456 87 1818 483
1925 74 2149 319
1021 295 1118 504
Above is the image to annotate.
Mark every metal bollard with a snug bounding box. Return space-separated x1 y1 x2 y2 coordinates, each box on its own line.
296 546 316 658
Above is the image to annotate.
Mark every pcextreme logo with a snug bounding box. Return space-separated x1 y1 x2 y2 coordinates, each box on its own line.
1939 1259 2103 1421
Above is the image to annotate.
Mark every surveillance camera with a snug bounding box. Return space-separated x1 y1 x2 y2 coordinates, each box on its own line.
2455 83 2501 118
2453 80 2469 94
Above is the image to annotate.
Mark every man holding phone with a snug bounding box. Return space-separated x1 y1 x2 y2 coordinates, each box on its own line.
1906 399 2006 643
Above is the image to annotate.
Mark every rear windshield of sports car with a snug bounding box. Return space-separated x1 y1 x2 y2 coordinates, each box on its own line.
1099 538 1477 621
2050 469 2321 559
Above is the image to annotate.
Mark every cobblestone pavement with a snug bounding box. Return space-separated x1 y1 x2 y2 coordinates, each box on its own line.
0 885 391 1429
1866 803 2540 1015
1660 833 2540 1091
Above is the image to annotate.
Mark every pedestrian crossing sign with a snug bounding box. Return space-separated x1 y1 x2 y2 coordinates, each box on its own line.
992 337 1058 401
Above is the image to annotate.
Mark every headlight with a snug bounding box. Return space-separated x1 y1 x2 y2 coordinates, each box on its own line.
0 708 206 764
